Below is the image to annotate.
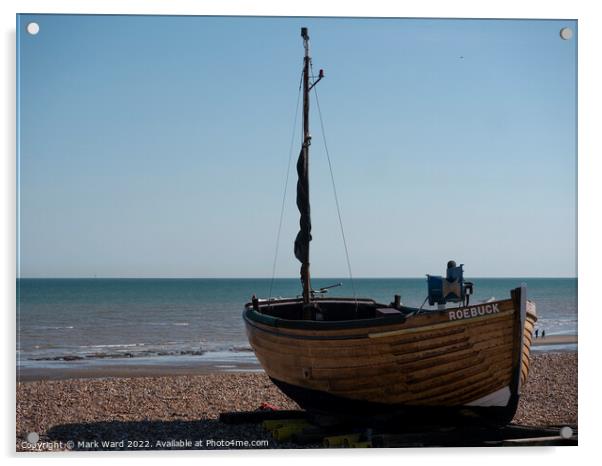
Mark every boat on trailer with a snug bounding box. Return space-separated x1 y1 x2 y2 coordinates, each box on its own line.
244 27 537 424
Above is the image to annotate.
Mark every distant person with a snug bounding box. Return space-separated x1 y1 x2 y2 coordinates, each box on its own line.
542 329 546 339
535 329 539 338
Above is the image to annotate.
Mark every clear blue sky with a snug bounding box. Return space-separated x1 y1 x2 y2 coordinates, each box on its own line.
17 15 577 278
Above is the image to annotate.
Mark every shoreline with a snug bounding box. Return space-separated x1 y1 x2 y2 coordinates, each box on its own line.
17 334 577 382
17 362 263 382
531 334 577 346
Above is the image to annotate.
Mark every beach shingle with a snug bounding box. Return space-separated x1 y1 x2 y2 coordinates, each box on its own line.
16 352 577 451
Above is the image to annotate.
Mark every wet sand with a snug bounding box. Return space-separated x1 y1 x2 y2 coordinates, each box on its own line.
17 361 262 382
531 335 577 346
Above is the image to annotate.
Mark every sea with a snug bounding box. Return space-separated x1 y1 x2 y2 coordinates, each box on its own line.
16 278 577 372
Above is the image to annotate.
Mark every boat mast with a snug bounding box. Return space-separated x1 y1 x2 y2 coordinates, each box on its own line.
295 27 323 306
300 26 312 305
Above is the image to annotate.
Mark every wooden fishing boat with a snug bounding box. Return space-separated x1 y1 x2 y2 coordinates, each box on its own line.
244 28 537 424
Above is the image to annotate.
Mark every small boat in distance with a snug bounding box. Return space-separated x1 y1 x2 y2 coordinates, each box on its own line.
244 27 537 424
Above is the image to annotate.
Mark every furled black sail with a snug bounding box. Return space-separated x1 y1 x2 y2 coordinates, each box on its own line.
294 145 311 266
296 26 313 304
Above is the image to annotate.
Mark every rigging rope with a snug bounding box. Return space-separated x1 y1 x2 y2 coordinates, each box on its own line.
268 69 304 300
311 65 358 307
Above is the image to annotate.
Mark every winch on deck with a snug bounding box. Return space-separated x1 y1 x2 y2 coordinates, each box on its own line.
427 261 474 306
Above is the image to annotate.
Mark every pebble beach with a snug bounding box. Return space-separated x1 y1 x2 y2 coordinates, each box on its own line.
16 352 577 451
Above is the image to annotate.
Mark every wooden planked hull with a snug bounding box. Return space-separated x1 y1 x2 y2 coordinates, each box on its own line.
244 286 537 423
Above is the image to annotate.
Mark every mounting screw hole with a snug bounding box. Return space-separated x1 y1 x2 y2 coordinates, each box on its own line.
559 27 573 40
26 432 39 444
26 22 40 35
559 426 573 439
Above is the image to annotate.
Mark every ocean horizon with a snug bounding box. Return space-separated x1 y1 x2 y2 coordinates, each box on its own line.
17 277 578 372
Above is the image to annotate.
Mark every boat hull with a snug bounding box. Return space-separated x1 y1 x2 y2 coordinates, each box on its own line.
269 377 520 425
244 286 537 423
